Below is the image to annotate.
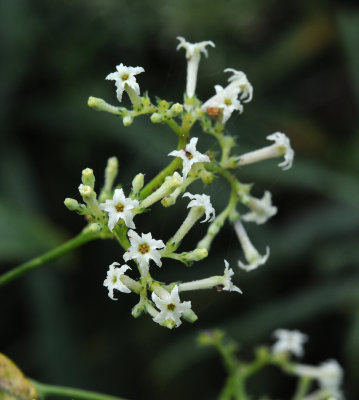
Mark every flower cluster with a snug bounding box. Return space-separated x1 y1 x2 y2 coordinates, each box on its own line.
270 329 344 399
199 329 344 399
65 36 297 328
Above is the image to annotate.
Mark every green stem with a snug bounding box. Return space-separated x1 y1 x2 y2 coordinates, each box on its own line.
0 230 101 287
140 157 182 199
32 379 128 400
196 187 237 251
292 376 312 400
165 119 182 136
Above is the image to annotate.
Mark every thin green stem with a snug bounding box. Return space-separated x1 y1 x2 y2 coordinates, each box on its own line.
33 379 128 400
292 376 312 400
0 230 101 287
165 119 182 136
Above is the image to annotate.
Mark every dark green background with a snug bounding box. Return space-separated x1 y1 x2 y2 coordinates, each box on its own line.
1 0 358 399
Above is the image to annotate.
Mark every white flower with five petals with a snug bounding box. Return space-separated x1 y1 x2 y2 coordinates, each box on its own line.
100 188 139 231
106 63 144 103
223 260 242 293
103 262 131 300
183 192 215 223
272 329 308 357
152 285 191 327
123 230 165 276
168 137 210 179
177 37 215 98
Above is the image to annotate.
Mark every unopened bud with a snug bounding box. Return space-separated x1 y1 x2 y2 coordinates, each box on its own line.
123 115 133 126
82 168 95 188
169 103 183 116
150 113 162 123
64 198 87 215
131 303 144 318
131 173 144 195
78 184 93 198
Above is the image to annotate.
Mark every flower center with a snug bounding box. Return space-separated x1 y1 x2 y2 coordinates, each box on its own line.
138 243 150 254
224 98 232 106
167 303 176 311
185 151 193 160
112 276 117 284
121 74 129 81
115 202 124 212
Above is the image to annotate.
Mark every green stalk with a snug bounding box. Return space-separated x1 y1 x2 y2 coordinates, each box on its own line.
0 230 101 287
33 379 128 400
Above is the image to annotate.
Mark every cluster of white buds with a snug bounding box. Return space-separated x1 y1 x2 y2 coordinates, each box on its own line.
71 36 299 328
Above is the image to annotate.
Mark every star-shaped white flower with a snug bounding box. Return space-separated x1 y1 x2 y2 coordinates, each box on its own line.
183 192 215 223
177 36 215 59
106 63 144 103
103 262 131 300
123 230 165 276
152 285 191 327
212 84 243 123
242 191 277 225
176 37 215 98
272 329 308 357
99 188 139 231
168 137 210 179
224 68 253 103
266 132 294 170
223 260 242 293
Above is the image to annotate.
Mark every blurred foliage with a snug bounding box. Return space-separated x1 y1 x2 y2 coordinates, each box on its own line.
0 0 358 399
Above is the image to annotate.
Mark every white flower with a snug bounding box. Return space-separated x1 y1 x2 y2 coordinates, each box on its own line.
206 84 243 123
223 260 242 293
152 285 191 327
266 132 294 170
168 137 210 179
234 219 270 272
123 230 165 276
224 68 253 103
103 262 131 300
236 131 294 170
99 188 139 231
294 360 344 400
318 360 344 397
177 36 215 98
183 192 215 223
106 63 144 103
202 68 252 122
272 329 308 357
242 191 277 225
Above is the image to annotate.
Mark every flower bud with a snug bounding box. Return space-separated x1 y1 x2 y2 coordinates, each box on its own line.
150 113 163 123
82 168 95 188
131 173 144 195
123 115 133 126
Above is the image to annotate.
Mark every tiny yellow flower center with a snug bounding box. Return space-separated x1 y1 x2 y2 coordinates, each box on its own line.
115 203 124 212
138 243 150 254
112 276 118 284
121 74 129 81
167 303 176 311
224 98 232 106
185 151 193 160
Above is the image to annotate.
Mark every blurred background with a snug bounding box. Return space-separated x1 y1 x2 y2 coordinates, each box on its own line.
1 0 358 399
